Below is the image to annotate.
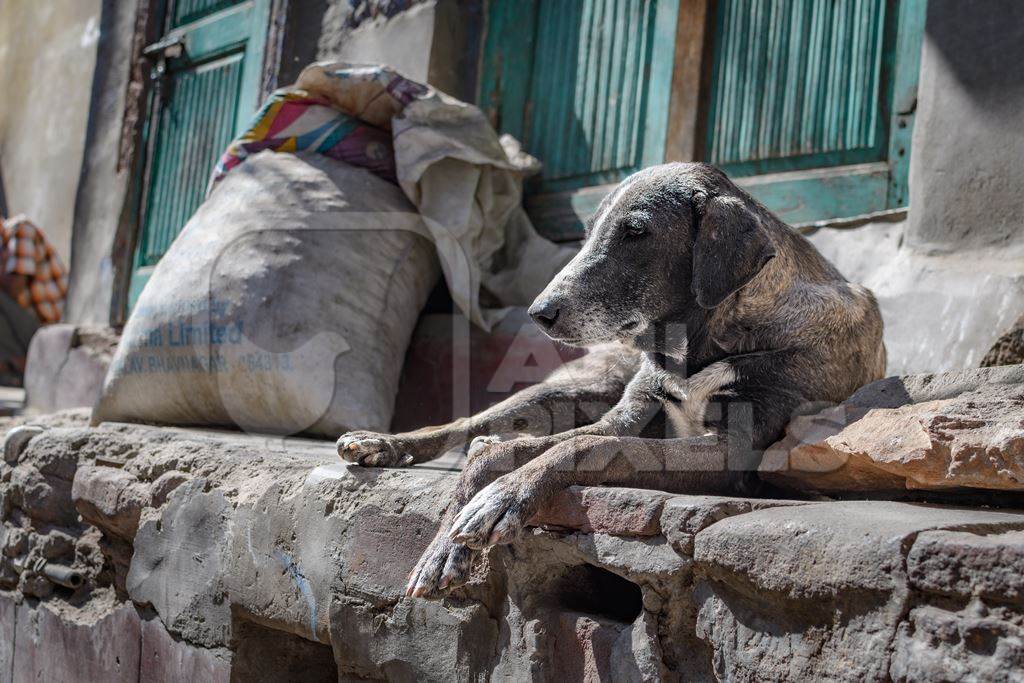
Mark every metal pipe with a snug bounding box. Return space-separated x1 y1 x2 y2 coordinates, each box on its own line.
40 563 84 589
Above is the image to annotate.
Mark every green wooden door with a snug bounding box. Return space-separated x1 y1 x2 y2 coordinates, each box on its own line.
479 0 680 240
706 0 926 225
129 0 270 307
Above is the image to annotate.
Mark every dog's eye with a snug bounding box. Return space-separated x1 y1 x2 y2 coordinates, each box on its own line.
622 219 647 238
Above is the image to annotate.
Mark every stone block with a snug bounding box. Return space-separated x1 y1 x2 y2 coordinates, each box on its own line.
12 599 140 682
530 486 670 537
692 501 1024 682
24 324 115 414
140 617 231 683
907 529 1024 604
659 494 806 556
763 374 1024 494
890 604 1024 683
127 480 232 648
73 465 150 540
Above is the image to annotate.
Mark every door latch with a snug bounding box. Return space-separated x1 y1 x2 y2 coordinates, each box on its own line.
142 35 187 103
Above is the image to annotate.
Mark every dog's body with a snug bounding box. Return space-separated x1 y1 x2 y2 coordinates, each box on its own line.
338 163 885 598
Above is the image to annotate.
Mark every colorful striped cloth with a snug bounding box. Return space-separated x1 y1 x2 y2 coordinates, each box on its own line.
209 67 430 192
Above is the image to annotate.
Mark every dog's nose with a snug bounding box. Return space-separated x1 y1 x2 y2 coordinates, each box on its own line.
528 299 560 329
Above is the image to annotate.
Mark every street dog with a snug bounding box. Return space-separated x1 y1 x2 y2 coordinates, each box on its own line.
337 162 886 598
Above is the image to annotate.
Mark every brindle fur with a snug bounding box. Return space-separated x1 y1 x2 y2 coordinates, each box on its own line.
337 163 886 598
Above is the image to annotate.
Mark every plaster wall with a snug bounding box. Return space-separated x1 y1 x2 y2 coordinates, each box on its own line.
0 0 102 264
807 0 1024 376
64 0 141 325
905 0 1024 252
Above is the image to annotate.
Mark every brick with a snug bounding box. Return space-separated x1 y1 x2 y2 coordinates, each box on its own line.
530 486 669 537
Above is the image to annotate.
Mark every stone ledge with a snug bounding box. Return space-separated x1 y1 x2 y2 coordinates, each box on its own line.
1 416 1022 680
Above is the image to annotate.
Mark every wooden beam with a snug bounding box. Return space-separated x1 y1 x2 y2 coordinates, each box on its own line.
663 0 716 162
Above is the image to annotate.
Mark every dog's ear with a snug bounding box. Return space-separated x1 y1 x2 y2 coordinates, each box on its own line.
691 193 776 309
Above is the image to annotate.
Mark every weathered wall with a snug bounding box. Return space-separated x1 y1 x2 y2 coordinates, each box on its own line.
64 0 142 326
807 0 1024 376
0 0 102 264
905 0 1024 252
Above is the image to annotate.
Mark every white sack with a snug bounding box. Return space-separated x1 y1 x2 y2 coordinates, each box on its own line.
291 63 576 329
93 153 438 436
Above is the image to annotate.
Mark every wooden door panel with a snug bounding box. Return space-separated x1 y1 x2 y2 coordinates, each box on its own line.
128 0 269 308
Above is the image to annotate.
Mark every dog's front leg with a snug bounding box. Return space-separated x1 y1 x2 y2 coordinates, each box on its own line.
448 434 741 549
463 364 664 465
405 434 561 598
340 345 636 467
406 370 659 597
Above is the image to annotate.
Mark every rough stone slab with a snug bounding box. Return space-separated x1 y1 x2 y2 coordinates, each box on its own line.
127 480 233 648
12 599 140 682
908 529 1024 604
0 593 14 683
695 501 1024 596
542 531 688 579
530 486 670 537
846 364 1024 411
763 371 1024 494
73 465 150 540
660 494 807 556
7 415 1024 681
140 617 231 683
890 603 1024 683
692 501 1024 683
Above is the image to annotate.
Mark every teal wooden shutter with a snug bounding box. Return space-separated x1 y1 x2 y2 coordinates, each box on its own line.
705 0 926 225
479 0 680 240
129 0 270 308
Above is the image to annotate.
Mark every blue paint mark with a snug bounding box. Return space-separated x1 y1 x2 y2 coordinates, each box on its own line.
272 549 318 640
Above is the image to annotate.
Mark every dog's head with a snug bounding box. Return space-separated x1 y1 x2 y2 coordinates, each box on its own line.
528 163 777 347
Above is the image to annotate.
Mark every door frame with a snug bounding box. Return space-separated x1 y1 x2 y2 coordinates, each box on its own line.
110 0 277 325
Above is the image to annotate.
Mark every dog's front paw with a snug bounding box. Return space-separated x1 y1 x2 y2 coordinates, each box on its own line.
448 477 531 549
406 536 474 598
337 431 414 467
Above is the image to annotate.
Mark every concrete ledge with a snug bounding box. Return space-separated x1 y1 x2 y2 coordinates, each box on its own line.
1 417 1023 680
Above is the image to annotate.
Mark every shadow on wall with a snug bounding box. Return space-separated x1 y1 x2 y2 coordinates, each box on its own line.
0 166 7 217
926 0 1024 105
